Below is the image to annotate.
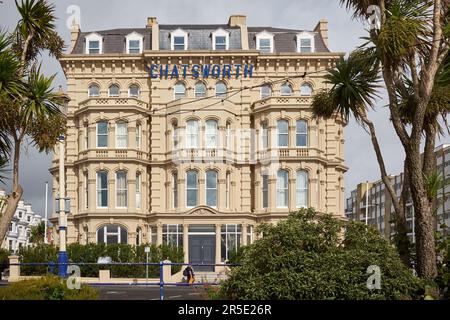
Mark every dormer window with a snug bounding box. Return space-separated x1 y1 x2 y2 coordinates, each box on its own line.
255 31 274 53
85 33 103 54
297 32 315 53
212 29 229 50
125 32 143 54
171 29 188 51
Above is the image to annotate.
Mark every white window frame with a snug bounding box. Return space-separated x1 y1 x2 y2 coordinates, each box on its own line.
280 83 293 96
136 172 141 209
255 31 274 53
85 33 103 54
296 170 308 208
261 122 268 150
194 82 207 98
97 225 127 244
172 172 178 209
300 83 313 96
212 28 230 50
84 171 89 209
162 224 183 247
128 84 140 98
108 84 120 97
115 171 127 209
115 121 128 149
277 120 289 148
171 29 188 51
296 32 315 53
226 172 230 209
174 82 186 100
262 174 269 209
186 120 199 149
276 170 289 208
125 32 143 54
136 123 142 149
260 85 272 99
205 119 218 149
96 171 108 208
186 170 198 208
84 125 89 150
88 84 100 97
221 224 241 262
96 121 108 148
215 82 227 97
296 120 308 148
205 170 218 208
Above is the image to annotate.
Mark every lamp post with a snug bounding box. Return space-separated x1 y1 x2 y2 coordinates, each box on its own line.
57 135 68 277
365 181 369 225
44 181 48 244
145 246 150 283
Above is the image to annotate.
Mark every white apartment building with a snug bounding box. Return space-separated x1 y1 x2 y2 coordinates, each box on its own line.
0 189 42 253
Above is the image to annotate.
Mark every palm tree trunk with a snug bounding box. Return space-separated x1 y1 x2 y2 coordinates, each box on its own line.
0 137 23 243
359 112 411 265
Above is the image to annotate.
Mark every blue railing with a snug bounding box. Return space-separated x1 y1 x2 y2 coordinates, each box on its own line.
6 261 240 300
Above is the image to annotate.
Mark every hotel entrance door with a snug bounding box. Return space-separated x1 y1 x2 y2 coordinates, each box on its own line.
188 225 216 272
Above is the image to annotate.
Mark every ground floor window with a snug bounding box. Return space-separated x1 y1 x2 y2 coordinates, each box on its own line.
150 226 157 244
247 225 254 245
163 224 183 248
97 224 128 244
221 224 241 262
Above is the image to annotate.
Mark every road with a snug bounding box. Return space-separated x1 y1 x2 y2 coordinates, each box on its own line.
95 285 207 300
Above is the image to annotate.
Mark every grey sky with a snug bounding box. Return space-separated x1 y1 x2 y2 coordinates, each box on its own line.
0 0 448 217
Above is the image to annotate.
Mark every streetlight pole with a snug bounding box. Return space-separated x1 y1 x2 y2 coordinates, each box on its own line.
57 135 68 277
44 181 48 244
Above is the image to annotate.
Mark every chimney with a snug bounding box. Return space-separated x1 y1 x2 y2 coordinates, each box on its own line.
147 17 159 50
228 14 248 50
314 19 328 48
70 21 80 53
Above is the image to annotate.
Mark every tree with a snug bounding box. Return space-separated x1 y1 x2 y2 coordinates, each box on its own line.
29 221 45 244
216 208 423 300
0 0 66 244
315 0 449 280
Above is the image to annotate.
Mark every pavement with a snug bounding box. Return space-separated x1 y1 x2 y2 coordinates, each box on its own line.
95 284 207 300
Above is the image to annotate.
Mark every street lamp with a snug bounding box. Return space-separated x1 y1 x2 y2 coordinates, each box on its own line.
145 246 150 283
56 134 69 277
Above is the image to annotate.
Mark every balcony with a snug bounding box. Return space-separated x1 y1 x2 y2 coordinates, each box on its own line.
77 97 149 111
252 96 312 111
77 149 148 161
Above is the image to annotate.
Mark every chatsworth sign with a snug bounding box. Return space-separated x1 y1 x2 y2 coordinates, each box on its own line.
147 64 254 79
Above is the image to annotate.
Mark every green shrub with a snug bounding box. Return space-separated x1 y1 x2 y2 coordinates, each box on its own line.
435 224 450 298
0 248 9 277
215 208 424 300
0 276 99 300
17 243 184 278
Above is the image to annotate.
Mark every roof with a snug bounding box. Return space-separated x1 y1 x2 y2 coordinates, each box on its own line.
71 23 330 54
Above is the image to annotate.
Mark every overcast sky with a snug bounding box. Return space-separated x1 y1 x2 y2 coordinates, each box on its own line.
0 0 448 217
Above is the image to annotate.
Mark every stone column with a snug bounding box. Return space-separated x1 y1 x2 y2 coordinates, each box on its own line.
183 224 189 263
215 224 221 264
128 178 136 211
269 178 277 211
198 178 205 206
8 255 20 282
289 177 296 211
157 223 163 246
88 178 96 211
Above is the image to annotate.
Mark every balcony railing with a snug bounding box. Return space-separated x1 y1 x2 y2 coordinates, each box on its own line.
78 97 149 110
78 149 148 161
252 96 313 110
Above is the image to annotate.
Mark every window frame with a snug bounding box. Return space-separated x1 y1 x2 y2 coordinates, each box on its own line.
277 120 289 148
186 170 198 208
128 85 140 98
97 225 128 244
260 84 272 99
88 84 100 97
96 121 108 148
296 120 308 148
85 33 103 54
215 82 227 97
296 170 309 208
108 84 120 97
205 119 218 149
115 170 128 209
276 169 289 208
255 31 274 53
194 82 207 98
125 32 143 54
205 170 218 208
262 174 269 209
300 83 313 96
96 170 108 208
280 83 293 96
172 172 178 209
173 82 186 100
171 29 188 51
115 121 128 149
136 123 142 150
136 172 141 209
212 28 230 50
186 120 199 149
296 32 315 53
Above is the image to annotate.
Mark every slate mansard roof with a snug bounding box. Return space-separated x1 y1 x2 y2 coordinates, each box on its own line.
71 23 330 54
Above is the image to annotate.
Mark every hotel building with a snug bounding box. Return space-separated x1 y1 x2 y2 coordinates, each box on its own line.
51 15 347 271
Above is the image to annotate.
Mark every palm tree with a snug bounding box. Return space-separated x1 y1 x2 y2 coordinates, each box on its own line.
335 0 449 279
0 0 66 243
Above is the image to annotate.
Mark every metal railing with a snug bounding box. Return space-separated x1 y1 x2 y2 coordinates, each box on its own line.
6 261 240 300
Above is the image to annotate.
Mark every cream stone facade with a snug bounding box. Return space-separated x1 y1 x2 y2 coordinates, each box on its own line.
50 15 347 270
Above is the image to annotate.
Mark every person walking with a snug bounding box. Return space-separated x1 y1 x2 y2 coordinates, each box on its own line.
183 264 195 284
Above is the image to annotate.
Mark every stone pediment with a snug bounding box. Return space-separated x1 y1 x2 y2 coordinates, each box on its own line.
186 206 219 215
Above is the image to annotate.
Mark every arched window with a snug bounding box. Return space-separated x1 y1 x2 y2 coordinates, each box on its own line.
186 170 198 207
215 82 227 97
206 170 218 207
260 122 268 150
116 121 128 148
296 120 308 147
128 85 140 98
280 83 293 96
174 82 186 99
116 170 127 208
205 120 218 149
186 120 199 148
97 225 128 244
96 121 108 148
277 120 289 148
276 170 289 208
296 171 308 208
96 171 108 208
262 173 269 208
261 85 272 99
300 84 313 96
195 82 207 98
108 84 120 97
88 84 100 97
